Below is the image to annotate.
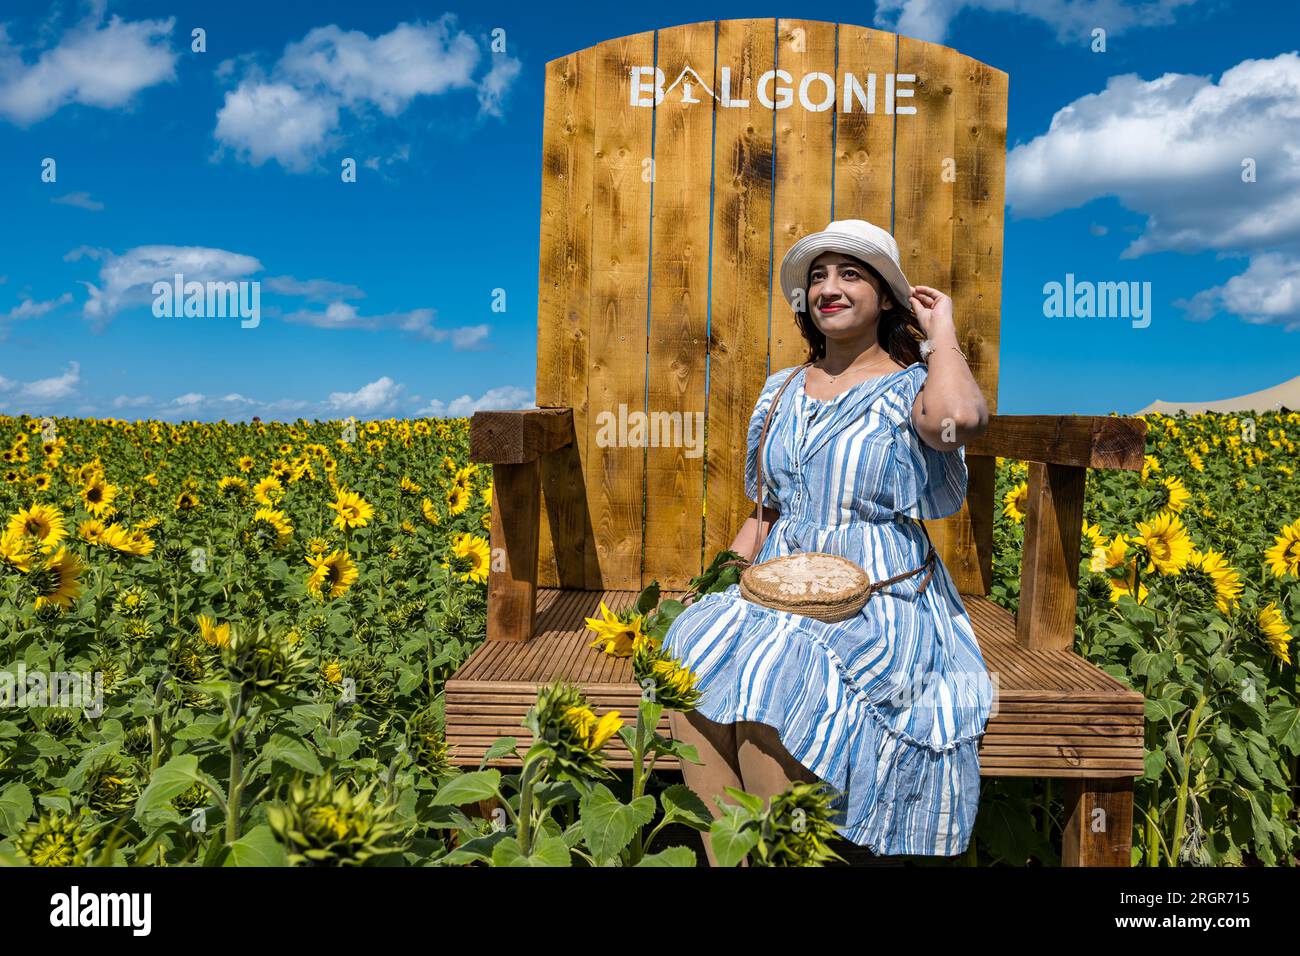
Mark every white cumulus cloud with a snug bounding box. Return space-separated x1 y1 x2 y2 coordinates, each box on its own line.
418 384 534 417
78 244 263 326
328 376 405 414
213 80 340 172
278 301 489 346
873 0 1200 44
0 11 177 125
1007 51 1300 329
213 14 521 171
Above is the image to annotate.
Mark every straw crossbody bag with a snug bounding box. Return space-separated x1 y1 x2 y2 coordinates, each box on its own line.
732 361 939 623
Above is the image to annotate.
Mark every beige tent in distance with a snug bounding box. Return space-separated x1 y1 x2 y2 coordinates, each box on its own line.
1137 372 1300 415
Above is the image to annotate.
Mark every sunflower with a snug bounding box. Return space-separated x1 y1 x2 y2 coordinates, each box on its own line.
1141 455 1160 480
563 704 623 752
1152 475 1190 514
237 455 255 473
124 528 156 556
482 484 493 509
328 490 374 531
1081 520 1105 551
253 475 285 506
1001 481 1028 524
197 613 232 649
75 461 103 485
8 504 67 551
1257 602 1293 665
447 533 490 583
584 600 651 657
420 498 441 526
1132 511 1193 575
445 484 470 516
1107 561 1149 605
250 508 294 549
1264 520 1300 579
0 529 34 572
31 548 85 609
80 478 117 517
29 472 52 492
1089 533 1129 573
217 475 249 499
306 549 359 600
399 476 422 496
78 518 106 544
1184 549 1243 614
452 467 476 492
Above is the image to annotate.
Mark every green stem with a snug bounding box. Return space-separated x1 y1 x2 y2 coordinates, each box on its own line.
629 708 647 865
1169 689 1209 865
225 686 247 844
148 669 170 773
517 758 538 855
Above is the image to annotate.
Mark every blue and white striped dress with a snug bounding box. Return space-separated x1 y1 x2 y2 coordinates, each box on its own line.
661 361 995 857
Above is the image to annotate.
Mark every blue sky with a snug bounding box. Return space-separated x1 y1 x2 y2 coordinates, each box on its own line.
0 0 1297 420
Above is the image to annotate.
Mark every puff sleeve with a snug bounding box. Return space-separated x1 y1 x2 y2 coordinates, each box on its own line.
743 368 792 508
883 364 968 519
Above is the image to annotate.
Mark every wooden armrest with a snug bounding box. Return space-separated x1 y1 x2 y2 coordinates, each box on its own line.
962 416 1147 653
470 407 574 464
470 408 576 643
965 415 1146 470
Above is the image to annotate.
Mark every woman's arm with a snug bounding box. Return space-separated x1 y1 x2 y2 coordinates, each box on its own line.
730 504 780 561
907 284 989 452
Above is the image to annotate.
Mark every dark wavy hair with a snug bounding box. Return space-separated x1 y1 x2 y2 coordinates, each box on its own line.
793 255 927 366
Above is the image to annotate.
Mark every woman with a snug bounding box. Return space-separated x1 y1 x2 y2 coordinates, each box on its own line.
662 219 996 864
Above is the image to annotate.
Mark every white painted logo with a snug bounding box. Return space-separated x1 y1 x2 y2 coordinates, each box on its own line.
630 65 917 114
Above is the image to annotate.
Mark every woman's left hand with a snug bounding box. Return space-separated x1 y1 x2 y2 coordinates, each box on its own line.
908 285 954 336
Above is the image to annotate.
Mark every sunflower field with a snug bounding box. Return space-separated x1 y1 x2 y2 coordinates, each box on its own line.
0 408 1297 867
985 410 1300 866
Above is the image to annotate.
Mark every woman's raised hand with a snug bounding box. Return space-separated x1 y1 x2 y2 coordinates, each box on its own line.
908 284 954 336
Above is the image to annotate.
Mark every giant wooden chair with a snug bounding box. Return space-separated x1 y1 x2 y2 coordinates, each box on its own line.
446 18 1148 866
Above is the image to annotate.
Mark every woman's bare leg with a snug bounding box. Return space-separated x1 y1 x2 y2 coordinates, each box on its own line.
736 720 822 801
667 708 744 867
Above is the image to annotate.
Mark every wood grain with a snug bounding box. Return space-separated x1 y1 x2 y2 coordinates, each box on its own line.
587 30 656 589
536 50 597 588
643 20 716 590
704 18 778 568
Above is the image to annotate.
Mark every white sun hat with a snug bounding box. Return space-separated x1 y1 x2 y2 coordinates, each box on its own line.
778 219 915 318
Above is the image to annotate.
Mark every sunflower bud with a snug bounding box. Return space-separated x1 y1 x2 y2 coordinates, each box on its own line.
17 811 99 867
266 772 407 866
526 680 622 783
749 781 848 867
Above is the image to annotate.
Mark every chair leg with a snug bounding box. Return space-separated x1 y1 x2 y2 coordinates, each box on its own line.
1061 777 1135 866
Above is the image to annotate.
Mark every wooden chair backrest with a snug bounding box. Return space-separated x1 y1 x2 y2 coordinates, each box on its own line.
534 17 1007 593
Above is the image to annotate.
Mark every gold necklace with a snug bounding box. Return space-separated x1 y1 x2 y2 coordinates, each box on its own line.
817 353 892 383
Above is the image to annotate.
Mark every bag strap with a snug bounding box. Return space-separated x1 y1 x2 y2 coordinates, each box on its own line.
866 519 939 596
750 362 813 560
745 360 939 597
